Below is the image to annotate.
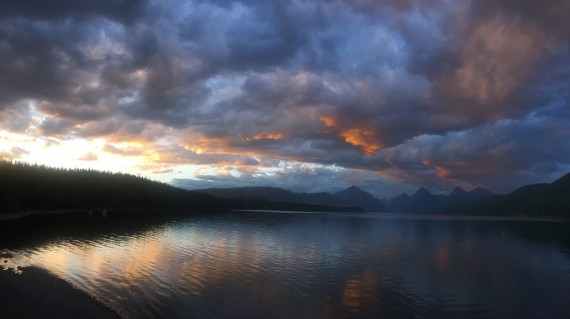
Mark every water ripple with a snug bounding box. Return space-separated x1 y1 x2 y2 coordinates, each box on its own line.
3 212 570 318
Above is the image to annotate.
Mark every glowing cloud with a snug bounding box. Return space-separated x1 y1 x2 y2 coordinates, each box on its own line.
340 129 381 155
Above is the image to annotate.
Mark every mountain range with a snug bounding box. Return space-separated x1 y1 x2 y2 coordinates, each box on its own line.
196 185 387 212
454 173 570 216
0 160 359 214
197 185 497 213
2 160 569 217
388 186 495 213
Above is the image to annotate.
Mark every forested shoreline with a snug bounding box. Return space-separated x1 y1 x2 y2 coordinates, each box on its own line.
0 160 222 213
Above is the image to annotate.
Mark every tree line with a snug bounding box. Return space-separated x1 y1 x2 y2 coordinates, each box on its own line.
0 160 222 213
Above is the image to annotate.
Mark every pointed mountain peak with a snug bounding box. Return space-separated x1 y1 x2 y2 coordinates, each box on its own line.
336 185 367 196
393 193 410 199
414 187 432 196
552 172 570 187
470 187 493 196
450 186 467 196
347 185 363 191
333 186 386 212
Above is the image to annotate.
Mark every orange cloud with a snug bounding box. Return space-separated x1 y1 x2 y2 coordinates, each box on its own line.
319 115 382 155
435 165 450 178
444 16 544 107
341 128 381 155
251 133 284 140
78 152 98 161
319 115 337 128
103 144 145 156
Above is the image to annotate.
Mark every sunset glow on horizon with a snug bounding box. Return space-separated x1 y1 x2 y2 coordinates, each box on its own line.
0 0 569 197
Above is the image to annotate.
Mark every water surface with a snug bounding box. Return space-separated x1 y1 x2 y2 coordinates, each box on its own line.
2 211 570 318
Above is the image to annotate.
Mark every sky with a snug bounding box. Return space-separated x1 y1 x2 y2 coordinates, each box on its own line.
0 0 569 197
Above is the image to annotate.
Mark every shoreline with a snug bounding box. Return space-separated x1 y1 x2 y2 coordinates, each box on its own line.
0 266 121 318
0 210 68 222
2 208 568 223
0 207 165 222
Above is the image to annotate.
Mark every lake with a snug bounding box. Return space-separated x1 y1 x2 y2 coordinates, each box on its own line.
2 211 570 318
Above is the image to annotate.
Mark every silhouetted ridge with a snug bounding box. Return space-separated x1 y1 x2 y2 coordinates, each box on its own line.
454 172 570 216
413 187 431 196
450 186 467 196
199 185 387 212
0 161 364 214
388 186 495 213
198 187 348 206
552 172 570 188
333 186 387 212
470 187 494 197
0 160 220 213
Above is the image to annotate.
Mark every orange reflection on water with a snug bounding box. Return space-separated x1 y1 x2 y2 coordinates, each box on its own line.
341 268 379 312
121 239 163 282
435 246 450 271
36 246 72 271
12 220 331 314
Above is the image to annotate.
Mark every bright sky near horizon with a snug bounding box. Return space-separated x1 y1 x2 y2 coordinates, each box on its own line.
0 0 569 197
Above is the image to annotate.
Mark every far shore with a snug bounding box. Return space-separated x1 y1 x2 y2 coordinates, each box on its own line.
0 210 67 222
2 208 569 223
0 207 167 222
0 209 104 222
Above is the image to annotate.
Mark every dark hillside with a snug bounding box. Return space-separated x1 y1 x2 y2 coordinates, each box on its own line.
0 160 359 214
197 187 349 207
0 160 220 213
454 173 570 217
333 186 387 212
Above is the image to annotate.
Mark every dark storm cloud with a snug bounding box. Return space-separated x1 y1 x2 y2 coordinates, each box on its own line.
40 118 76 137
470 0 570 41
0 0 147 24
379 110 570 193
0 101 34 133
0 0 569 194
177 1 316 70
0 19 87 109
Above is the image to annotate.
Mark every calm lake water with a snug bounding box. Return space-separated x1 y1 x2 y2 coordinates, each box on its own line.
2 211 570 318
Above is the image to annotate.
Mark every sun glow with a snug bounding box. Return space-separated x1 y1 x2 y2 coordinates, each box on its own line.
0 130 148 176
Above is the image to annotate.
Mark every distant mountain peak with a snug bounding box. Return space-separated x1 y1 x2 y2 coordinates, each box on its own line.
470 187 493 196
335 185 372 197
552 172 570 187
414 187 432 196
334 186 387 212
394 193 411 199
387 184 497 214
450 186 467 196
453 171 570 216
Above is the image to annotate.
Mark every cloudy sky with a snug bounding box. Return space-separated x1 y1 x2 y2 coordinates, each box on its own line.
0 0 568 197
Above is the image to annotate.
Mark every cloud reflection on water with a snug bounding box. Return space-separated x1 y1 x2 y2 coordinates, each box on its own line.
5 212 570 318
